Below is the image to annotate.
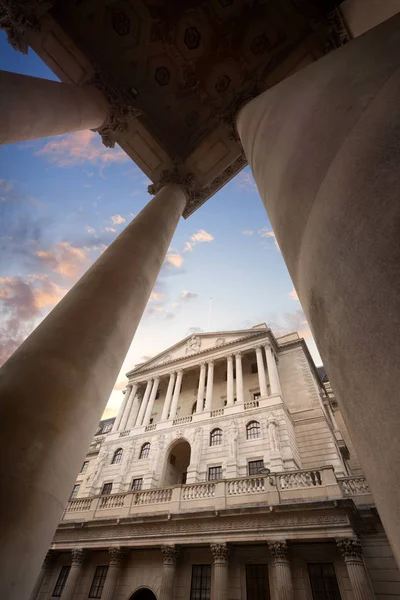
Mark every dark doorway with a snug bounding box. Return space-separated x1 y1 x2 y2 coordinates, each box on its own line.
162 439 191 486
129 589 157 600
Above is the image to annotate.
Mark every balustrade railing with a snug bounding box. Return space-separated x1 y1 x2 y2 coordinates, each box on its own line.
338 476 370 496
182 483 216 500
99 493 127 509
244 400 259 410
133 488 173 505
172 416 192 426
278 469 322 489
145 424 157 432
119 430 130 437
227 476 265 495
210 408 224 417
67 498 93 512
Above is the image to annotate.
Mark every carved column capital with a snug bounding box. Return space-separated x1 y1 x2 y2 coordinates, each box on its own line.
71 548 86 566
268 541 289 561
0 0 52 54
108 546 126 566
207 359 214 366
226 354 233 362
148 169 205 206
161 545 179 566
336 538 363 561
42 549 57 569
210 543 229 564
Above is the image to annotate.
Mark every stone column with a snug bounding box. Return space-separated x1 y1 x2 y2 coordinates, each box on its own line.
160 545 179 600
61 549 86 600
235 352 244 405
205 360 214 412
0 183 186 600
126 384 142 430
211 543 229 600
143 377 160 425
196 363 207 413
169 370 183 421
119 384 138 431
264 344 281 396
268 541 293 600
101 547 125 600
0 70 108 145
136 380 153 428
112 386 131 432
337 539 375 600
29 550 56 600
226 356 234 406
236 14 400 563
161 373 176 421
255 347 268 397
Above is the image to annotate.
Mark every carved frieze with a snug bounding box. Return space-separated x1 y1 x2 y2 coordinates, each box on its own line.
0 0 52 54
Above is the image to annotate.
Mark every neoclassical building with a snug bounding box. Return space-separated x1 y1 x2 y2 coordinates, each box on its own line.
31 325 399 600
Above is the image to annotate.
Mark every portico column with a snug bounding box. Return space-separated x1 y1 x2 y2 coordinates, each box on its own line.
112 386 131 432
0 183 186 600
226 355 234 406
61 549 86 600
236 14 400 563
169 370 183 420
160 545 179 600
337 539 375 600
205 360 214 412
264 344 282 396
211 543 229 600
196 362 207 413
29 550 56 600
268 541 294 600
125 384 141 430
235 352 244 404
119 384 138 431
255 346 268 397
161 373 176 421
101 547 126 600
143 377 160 425
0 70 108 145
136 380 153 427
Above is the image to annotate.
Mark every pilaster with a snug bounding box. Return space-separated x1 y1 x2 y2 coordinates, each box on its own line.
337 538 375 600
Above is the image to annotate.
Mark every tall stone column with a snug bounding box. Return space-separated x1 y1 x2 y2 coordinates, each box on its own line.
61 549 86 600
112 386 131 432
0 70 108 145
136 380 153 428
126 384 141 429
236 13 400 562
102 547 126 600
161 373 176 421
119 384 138 431
160 545 179 600
205 360 214 412
264 344 281 396
255 346 268 397
210 543 229 600
169 370 183 420
337 539 375 600
0 183 186 600
196 363 207 413
29 550 56 600
235 352 244 404
226 356 234 406
143 377 160 425
268 541 293 600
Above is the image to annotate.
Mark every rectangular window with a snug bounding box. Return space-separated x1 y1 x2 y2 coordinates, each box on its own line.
89 566 109 598
251 362 258 374
245 564 270 600
308 563 342 600
131 478 143 491
80 461 89 473
248 460 265 476
52 566 70 597
70 484 80 499
101 482 113 496
208 466 222 481
253 392 261 401
102 422 112 433
190 564 211 600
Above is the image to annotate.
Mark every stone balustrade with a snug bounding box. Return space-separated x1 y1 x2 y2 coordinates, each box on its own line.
145 424 157 432
244 400 259 410
338 476 370 496
210 408 224 417
182 483 216 500
99 493 126 509
227 476 265 495
134 489 173 505
278 469 322 490
119 430 130 437
172 416 192 426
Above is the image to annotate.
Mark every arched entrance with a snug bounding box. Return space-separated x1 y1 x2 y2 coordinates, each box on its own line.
162 439 191 486
129 588 157 600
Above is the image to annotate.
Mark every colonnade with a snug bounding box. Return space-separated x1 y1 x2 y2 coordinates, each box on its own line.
113 342 281 432
30 537 375 600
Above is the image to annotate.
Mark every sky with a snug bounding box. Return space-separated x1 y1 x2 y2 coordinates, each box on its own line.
0 30 321 419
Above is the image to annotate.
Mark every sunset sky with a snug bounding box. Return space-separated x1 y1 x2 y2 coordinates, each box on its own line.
0 30 321 419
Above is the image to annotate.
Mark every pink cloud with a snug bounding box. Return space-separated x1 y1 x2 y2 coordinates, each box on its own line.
35 242 88 278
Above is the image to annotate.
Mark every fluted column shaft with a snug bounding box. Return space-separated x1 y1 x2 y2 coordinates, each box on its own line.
169 371 183 420
136 380 153 427
196 363 207 413
120 384 137 431
264 344 281 396
61 549 85 600
126 384 141 429
143 377 160 425
337 539 375 600
161 373 176 421
102 547 125 600
226 356 234 406
235 353 244 404
255 347 268 397
112 386 131 432
160 545 179 600
268 542 294 600
211 544 229 600
29 551 55 600
205 361 214 411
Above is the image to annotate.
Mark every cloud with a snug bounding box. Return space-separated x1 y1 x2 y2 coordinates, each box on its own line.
242 230 254 236
35 242 88 278
181 290 198 300
147 306 165 314
258 228 281 252
35 131 129 168
104 227 116 233
237 170 257 192
164 253 183 269
289 289 299 301
269 309 311 340
85 226 96 235
113 379 127 391
171 302 180 308
150 292 165 301
184 229 214 252
187 326 204 334
111 214 126 225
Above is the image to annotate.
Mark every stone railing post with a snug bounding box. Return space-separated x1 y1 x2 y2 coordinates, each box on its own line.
29 550 56 600
102 547 126 600
268 541 294 600
61 549 86 600
211 543 229 600
160 545 179 600
337 538 375 600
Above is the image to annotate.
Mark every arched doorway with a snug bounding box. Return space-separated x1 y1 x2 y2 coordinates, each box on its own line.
129 588 157 600
162 439 191 486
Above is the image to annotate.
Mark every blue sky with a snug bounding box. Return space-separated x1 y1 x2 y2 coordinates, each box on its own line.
0 31 321 418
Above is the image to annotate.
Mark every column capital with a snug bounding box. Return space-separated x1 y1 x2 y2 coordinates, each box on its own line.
200 361 207 368
71 548 86 566
226 354 233 362
0 0 53 55
336 538 363 560
207 359 214 366
210 543 229 564
148 169 203 207
234 351 242 358
43 549 57 569
161 545 179 566
176 369 184 376
108 546 126 566
153 375 160 383
255 345 263 352
268 541 289 561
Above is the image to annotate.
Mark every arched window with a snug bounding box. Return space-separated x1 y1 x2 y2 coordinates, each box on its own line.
246 420 261 440
210 428 222 446
139 442 150 459
111 448 123 465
